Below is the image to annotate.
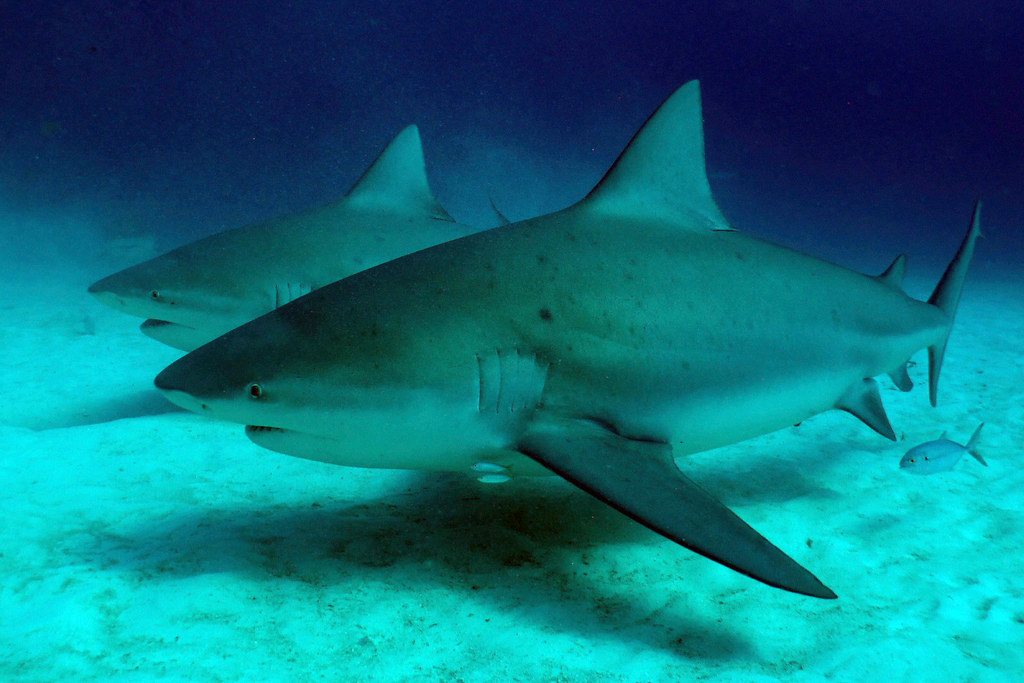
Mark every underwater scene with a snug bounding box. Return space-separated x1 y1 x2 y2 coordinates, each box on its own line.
2 2 1022 681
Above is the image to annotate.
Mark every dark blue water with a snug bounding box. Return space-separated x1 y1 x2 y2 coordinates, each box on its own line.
3 2 1021 279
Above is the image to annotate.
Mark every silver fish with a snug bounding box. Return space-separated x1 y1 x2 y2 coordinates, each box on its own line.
900 423 986 474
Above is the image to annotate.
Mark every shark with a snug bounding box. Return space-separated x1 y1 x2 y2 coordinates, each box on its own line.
88 126 485 351
154 81 981 598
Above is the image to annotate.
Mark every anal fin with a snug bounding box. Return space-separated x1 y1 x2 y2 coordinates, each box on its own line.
515 416 837 599
887 363 913 392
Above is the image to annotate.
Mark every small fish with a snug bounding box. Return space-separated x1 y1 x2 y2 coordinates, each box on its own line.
900 423 986 474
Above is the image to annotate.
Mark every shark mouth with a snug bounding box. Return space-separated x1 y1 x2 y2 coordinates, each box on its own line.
245 425 290 451
243 424 350 466
245 425 285 434
141 318 176 329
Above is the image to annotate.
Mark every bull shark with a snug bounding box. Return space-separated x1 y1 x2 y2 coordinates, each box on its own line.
154 81 981 598
88 126 485 351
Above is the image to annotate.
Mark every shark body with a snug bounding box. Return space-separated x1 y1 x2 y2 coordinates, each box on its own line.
155 81 981 598
89 126 482 351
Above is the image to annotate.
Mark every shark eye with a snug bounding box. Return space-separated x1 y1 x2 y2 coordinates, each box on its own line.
247 383 264 400
150 290 161 300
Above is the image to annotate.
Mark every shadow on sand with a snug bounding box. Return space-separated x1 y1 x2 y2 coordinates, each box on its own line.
74 471 782 660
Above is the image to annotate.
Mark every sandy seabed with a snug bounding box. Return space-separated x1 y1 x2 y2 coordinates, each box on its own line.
1 267 1021 682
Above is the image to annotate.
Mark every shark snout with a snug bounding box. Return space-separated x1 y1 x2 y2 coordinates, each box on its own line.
154 366 210 414
87 278 126 307
154 347 272 424
153 360 217 410
156 386 209 414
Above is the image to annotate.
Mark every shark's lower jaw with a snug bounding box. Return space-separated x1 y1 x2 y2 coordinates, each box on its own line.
245 424 290 444
141 318 213 351
244 424 296 454
244 425 353 466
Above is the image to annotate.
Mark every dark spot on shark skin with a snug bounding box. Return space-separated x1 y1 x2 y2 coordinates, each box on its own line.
537 254 548 264
539 308 553 322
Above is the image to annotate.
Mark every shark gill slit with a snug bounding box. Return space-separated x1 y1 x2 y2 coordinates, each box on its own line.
476 348 550 416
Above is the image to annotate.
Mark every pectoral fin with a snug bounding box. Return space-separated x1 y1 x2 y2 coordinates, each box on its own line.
516 416 837 599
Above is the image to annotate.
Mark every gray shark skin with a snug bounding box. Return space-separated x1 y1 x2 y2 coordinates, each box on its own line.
155 81 981 599
88 126 481 351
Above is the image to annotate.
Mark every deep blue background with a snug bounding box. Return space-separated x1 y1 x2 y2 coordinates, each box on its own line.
2 1 1021 279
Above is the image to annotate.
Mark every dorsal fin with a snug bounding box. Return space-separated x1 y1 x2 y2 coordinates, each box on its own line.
875 254 907 288
345 125 454 222
579 80 733 231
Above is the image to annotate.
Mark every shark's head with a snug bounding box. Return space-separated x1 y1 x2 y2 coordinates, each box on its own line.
88 125 478 353
152 278 533 472
88 234 290 349
88 248 191 319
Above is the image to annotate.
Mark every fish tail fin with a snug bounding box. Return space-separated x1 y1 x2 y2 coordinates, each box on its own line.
966 422 987 466
926 201 983 407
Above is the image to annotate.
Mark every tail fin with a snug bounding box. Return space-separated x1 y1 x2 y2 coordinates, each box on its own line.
965 423 987 466
926 201 983 406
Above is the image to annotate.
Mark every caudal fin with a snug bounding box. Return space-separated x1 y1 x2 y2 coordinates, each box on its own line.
926 201 983 407
966 422 987 466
